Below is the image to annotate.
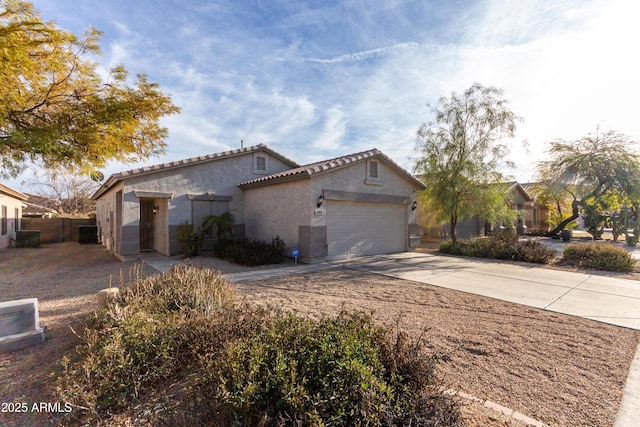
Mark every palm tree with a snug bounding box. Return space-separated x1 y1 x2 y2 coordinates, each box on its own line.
201 212 235 241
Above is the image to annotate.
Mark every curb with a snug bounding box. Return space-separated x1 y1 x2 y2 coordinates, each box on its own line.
444 389 549 427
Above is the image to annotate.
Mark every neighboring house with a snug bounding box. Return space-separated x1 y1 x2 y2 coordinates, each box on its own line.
92 144 424 263
0 183 28 249
417 182 539 239
519 182 551 232
22 194 59 218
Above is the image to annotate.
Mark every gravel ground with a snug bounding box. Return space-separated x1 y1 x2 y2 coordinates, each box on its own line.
235 269 640 427
1 242 639 426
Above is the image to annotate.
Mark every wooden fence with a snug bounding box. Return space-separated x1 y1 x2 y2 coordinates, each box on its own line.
21 218 96 244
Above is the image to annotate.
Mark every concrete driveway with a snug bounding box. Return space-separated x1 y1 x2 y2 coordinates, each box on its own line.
332 252 640 330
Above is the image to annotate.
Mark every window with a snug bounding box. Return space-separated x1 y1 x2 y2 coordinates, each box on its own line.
1 205 6 235
369 161 378 178
256 156 266 171
192 200 229 237
253 153 269 174
14 208 19 232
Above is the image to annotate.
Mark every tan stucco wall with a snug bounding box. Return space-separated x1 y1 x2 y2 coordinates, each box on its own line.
309 158 419 227
243 179 312 250
95 181 123 254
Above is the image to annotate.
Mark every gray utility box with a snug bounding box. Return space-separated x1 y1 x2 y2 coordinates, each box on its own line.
78 225 98 244
15 230 40 248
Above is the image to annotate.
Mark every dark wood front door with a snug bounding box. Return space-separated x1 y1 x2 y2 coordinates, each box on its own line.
140 199 153 251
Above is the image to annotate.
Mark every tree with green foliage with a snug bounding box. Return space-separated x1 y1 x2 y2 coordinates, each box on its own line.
537 129 640 238
0 0 180 178
414 83 521 244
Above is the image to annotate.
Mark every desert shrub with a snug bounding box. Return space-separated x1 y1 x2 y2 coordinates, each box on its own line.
439 230 556 264
177 221 203 257
214 236 286 266
515 239 557 263
57 265 237 414
58 265 460 426
196 310 461 427
625 232 640 247
562 243 636 272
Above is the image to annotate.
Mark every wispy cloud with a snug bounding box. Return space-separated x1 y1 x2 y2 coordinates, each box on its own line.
7 0 638 190
304 42 420 63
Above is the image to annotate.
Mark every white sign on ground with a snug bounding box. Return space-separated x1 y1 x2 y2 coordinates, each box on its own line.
0 298 46 352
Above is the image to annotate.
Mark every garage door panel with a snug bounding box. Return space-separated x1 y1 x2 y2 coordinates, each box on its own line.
327 201 405 258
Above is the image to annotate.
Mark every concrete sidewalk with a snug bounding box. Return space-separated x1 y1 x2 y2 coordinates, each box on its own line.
138 252 337 281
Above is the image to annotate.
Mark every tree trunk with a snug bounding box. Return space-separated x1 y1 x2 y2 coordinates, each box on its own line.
450 214 458 245
548 199 580 237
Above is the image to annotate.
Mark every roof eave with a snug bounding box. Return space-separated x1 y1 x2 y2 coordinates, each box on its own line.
92 144 299 200
0 183 29 200
239 172 310 189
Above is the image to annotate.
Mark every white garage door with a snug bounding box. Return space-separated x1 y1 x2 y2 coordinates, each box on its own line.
326 201 406 258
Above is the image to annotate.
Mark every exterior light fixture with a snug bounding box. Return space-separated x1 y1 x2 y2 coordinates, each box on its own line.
153 205 160 215
317 195 324 208
412 201 417 211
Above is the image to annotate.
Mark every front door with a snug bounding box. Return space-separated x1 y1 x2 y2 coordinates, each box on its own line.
140 199 154 251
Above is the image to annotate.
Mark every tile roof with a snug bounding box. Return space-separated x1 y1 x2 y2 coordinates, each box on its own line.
92 144 299 199
519 182 542 198
239 148 424 189
504 182 534 202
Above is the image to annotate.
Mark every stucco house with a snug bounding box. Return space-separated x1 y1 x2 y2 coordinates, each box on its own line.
0 183 28 249
417 182 539 239
519 182 551 232
92 144 424 263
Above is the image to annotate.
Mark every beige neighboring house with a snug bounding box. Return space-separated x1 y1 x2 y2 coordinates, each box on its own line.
92 144 424 263
0 183 28 249
519 182 551 232
417 182 541 239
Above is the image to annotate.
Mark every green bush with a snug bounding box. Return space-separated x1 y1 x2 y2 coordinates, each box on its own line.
177 221 203 257
197 311 461 426
562 243 636 272
439 230 556 264
214 236 286 266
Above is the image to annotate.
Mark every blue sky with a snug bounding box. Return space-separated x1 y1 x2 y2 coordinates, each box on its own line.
8 0 640 190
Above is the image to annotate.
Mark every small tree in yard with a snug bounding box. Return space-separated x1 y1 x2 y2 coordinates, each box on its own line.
537 129 640 238
201 212 235 241
177 212 236 257
414 83 521 244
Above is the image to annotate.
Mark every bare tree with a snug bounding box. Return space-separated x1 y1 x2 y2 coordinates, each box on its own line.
28 168 99 217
